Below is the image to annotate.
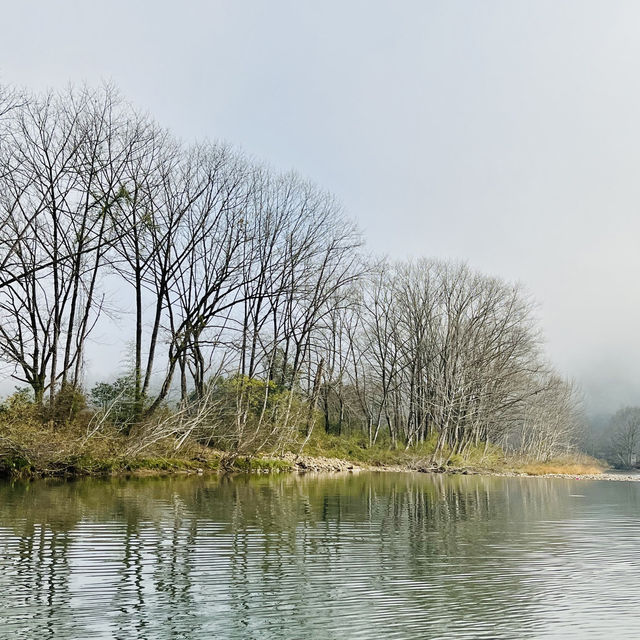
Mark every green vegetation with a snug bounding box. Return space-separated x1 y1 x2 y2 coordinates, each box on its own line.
301 432 502 469
0 386 599 479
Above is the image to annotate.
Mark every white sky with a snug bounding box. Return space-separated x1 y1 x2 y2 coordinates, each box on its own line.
2 0 640 414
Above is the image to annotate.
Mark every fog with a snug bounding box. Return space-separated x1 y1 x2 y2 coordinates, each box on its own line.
1 0 639 414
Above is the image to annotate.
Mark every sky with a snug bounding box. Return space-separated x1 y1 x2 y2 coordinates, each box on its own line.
1 0 639 414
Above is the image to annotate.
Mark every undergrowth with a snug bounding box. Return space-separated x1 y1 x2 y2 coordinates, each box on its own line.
0 390 602 479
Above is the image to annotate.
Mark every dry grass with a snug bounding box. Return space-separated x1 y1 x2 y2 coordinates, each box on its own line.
515 456 605 476
0 402 220 478
0 392 610 479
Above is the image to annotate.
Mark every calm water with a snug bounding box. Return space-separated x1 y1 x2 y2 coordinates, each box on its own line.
1 472 639 639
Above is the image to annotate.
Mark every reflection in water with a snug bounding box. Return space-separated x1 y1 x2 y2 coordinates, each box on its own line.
0 473 639 638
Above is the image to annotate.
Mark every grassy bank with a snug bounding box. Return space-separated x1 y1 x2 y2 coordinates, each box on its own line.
511 458 605 476
293 433 605 476
0 386 603 479
0 419 605 480
0 448 605 480
0 445 298 480
0 449 606 480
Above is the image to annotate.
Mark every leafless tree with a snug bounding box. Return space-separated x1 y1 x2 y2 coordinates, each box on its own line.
0 86 137 405
0 82 582 463
606 407 640 468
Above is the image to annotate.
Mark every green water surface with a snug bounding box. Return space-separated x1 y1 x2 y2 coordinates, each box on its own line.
0 472 638 639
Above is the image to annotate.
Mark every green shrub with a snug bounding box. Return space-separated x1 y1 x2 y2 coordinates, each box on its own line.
90 377 137 432
45 383 89 427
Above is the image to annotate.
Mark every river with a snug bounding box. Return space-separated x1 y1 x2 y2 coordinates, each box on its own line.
0 472 638 639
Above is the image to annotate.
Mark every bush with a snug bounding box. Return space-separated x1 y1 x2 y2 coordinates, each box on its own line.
45 383 89 427
90 377 137 432
0 388 37 422
201 374 308 454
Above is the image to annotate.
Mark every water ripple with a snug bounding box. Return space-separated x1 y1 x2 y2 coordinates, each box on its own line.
0 473 639 638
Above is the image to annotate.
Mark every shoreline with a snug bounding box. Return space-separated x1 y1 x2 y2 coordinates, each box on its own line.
274 452 635 482
0 450 626 482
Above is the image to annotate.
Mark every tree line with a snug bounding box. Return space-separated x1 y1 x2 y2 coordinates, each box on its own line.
0 84 583 462
586 407 640 469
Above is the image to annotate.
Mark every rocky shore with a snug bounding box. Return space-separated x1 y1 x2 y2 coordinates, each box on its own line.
273 453 638 482
527 472 640 482
278 452 366 473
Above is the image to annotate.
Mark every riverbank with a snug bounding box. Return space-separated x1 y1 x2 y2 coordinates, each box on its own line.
272 452 637 482
0 447 610 481
0 402 605 481
0 390 601 481
271 451 612 479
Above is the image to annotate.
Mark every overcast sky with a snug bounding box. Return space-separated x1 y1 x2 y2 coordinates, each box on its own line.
2 0 639 414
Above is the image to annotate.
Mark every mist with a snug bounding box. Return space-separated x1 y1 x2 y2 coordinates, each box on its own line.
1 0 639 415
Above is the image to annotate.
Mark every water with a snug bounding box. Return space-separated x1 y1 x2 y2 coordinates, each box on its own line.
0 472 639 639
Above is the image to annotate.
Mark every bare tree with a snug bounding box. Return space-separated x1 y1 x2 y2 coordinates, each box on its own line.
606 407 640 468
0 86 138 405
0 81 583 465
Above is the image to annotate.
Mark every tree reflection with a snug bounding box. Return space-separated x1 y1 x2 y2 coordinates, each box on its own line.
0 473 631 639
